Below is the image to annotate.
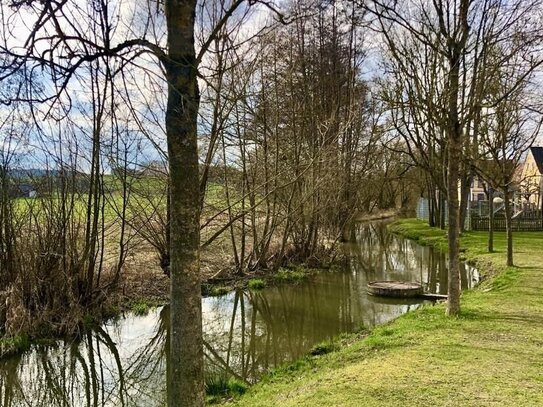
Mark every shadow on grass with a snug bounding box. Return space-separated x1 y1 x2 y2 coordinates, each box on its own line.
460 309 543 325
512 265 539 270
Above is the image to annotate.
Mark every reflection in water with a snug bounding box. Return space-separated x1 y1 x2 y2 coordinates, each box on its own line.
350 222 478 294
0 311 168 406
0 222 478 406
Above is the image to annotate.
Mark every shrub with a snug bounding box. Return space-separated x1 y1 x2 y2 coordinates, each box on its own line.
131 300 150 316
248 278 266 290
209 286 230 296
274 267 308 282
205 371 248 403
0 335 30 358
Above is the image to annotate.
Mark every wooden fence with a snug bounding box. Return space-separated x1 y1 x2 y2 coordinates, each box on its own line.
471 217 543 231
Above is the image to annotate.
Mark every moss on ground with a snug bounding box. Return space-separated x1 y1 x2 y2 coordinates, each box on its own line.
228 219 543 406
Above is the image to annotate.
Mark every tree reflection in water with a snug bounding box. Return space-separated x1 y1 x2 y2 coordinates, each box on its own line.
349 222 478 294
0 221 479 406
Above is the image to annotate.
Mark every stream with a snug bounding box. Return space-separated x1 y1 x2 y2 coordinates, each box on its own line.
0 221 478 406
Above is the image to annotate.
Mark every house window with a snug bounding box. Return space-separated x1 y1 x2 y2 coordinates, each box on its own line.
477 193 485 201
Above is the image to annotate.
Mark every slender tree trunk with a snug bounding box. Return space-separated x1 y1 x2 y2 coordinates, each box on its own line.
427 180 436 227
429 197 435 227
439 190 446 230
459 174 471 232
165 2 204 406
488 188 494 253
504 188 514 266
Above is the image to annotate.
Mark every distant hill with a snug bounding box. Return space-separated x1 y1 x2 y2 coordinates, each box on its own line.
9 168 61 178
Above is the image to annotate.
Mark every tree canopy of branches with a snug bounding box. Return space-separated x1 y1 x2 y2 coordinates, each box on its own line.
371 0 543 315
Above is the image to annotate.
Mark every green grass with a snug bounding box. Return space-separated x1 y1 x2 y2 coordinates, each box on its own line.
130 299 154 316
0 335 30 358
273 267 308 283
247 278 267 290
206 372 248 404
12 179 228 223
204 182 230 208
228 218 543 406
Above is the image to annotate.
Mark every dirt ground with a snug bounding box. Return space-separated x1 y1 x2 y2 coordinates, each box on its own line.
114 240 243 307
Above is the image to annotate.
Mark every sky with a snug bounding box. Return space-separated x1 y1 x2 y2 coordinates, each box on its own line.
0 0 279 172
1 0 543 174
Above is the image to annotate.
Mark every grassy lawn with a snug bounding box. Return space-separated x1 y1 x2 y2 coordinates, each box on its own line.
227 219 543 406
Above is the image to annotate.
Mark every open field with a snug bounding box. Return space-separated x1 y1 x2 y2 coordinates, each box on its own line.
227 219 543 406
5 179 239 311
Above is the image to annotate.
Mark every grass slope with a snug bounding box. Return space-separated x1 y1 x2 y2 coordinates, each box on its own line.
228 219 543 406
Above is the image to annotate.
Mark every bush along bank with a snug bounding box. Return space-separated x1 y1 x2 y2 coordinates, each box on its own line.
201 263 339 298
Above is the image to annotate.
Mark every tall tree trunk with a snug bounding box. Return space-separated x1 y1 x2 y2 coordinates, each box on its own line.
165 2 204 406
427 179 436 227
431 189 437 228
445 44 466 315
446 132 461 316
504 187 514 266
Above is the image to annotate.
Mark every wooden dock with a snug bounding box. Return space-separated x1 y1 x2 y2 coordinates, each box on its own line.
367 281 423 298
418 293 448 300
367 281 447 301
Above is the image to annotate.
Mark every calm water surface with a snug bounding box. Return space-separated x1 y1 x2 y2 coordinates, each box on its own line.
0 222 478 406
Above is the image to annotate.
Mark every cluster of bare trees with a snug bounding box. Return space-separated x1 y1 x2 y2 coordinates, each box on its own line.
0 63 146 337
373 0 543 314
195 3 395 273
0 0 417 404
130 2 413 277
2 0 542 404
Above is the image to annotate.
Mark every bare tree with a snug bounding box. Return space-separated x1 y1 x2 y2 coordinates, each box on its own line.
0 0 253 404
477 80 542 266
371 0 543 315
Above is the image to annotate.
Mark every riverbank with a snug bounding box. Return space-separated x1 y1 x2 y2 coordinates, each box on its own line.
0 206 389 349
0 257 329 357
227 218 543 406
